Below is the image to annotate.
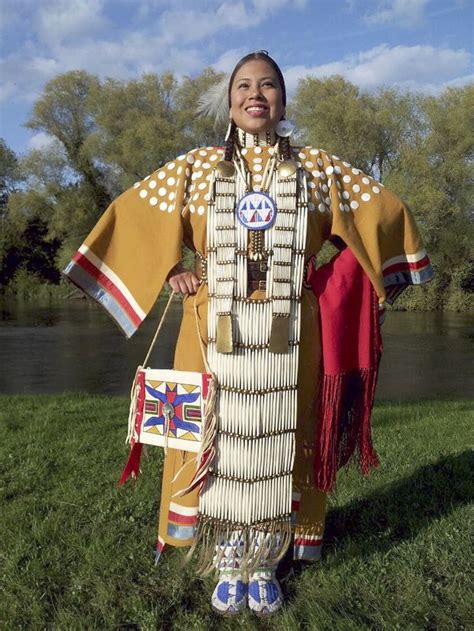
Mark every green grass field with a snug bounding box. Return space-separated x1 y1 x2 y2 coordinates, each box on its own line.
1 395 472 630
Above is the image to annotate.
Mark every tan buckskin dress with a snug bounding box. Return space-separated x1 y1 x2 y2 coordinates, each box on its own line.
65 135 432 563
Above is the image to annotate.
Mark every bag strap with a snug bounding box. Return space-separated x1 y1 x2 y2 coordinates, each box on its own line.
127 289 209 445
141 290 176 368
140 290 209 371
193 300 212 374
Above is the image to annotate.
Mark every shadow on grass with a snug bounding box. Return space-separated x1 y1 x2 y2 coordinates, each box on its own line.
324 450 474 562
277 450 473 606
116 452 473 628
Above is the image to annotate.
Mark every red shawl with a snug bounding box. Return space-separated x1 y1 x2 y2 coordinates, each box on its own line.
308 247 383 492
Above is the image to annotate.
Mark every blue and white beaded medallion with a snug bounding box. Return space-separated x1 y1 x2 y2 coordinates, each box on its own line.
236 191 277 231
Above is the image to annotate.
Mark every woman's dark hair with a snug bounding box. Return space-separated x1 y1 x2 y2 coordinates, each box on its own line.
224 50 291 162
227 50 287 107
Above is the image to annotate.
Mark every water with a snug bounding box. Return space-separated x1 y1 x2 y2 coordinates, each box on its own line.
1 297 472 400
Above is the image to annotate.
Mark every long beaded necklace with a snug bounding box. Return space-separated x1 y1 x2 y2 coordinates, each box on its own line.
197 123 310 573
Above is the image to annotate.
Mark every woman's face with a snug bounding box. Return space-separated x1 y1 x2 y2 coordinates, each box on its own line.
229 59 285 134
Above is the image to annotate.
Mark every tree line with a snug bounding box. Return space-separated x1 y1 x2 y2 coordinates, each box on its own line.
0 70 472 310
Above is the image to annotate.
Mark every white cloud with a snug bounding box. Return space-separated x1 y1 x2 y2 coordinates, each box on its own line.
0 81 17 103
157 5 241 46
441 73 474 89
365 0 429 28
1 0 469 115
0 31 210 106
252 0 307 14
0 0 310 105
30 56 61 77
213 48 249 73
284 44 472 94
51 34 206 78
157 0 306 46
0 53 58 104
157 3 254 46
28 132 61 151
36 0 108 47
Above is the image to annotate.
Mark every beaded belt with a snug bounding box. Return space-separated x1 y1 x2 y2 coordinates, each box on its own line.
195 253 267 291
247 260 268 291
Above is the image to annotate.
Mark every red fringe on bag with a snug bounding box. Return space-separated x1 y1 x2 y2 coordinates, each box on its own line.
118 442 143 486
118 369 146 486
308 247 383 492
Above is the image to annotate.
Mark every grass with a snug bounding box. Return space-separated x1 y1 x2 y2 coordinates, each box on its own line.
1 395 472 630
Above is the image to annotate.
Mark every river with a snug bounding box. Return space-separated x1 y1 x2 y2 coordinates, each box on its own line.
0 298 472 400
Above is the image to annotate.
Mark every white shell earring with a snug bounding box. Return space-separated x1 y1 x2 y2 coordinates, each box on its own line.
275 119 296 138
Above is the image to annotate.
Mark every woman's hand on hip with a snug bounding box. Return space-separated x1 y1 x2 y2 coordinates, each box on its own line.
167 267 200 295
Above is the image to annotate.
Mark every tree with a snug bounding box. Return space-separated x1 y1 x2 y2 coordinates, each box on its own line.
385 85 474 310
290 76 377 173
9 69 230 283
2 216 61 289
89 69 226 191
88 73 184 191
0 140 21 287
0 139 19 210
365 88 422 180
0 140 64 288
27 71 111 213
291 76 421 179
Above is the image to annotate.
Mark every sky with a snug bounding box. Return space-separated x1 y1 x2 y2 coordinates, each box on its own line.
1 0 472 155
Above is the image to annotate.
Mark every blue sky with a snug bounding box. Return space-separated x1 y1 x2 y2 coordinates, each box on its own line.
1 0 472 155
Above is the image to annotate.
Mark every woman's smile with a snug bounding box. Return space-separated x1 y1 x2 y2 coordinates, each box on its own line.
245 103 269 117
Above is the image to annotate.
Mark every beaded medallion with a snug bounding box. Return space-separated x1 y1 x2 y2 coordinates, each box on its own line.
236 191 277 231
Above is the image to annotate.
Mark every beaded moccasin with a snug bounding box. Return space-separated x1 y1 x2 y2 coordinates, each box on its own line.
211 571 247 616
248 567 283 616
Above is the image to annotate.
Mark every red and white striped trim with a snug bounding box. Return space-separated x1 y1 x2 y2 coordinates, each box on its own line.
294 533 323 561
294 534 323 546
291 491 301 513
168 501 198 525
74 245 146 325
381 248 433 305
382 249 430 276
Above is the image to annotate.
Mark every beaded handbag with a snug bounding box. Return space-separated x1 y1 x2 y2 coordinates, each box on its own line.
119 292 216 487
129 367 212 453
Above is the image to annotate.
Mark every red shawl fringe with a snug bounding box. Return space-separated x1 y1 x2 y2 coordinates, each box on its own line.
315 367 380 492
309 247 383 492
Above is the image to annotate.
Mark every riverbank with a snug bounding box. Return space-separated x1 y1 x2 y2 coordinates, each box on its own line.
1 396 472 629
2 285 474 313
2 262 473 313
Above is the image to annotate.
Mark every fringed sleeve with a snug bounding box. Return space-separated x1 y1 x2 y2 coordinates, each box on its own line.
63 154 193 337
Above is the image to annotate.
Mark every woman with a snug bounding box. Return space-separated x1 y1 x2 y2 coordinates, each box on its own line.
64 51 433 616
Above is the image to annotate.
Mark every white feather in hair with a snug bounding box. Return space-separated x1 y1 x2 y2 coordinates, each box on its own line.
196 76 230 129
